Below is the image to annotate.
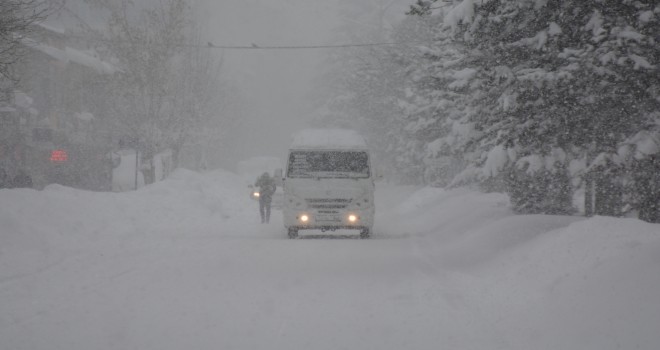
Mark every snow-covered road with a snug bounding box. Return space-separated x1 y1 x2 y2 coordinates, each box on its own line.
1 169 659 350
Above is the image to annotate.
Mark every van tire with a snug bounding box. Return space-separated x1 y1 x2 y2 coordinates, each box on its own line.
288 228 299 239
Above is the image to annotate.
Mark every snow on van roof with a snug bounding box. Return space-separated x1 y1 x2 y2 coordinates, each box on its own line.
290 129 368 150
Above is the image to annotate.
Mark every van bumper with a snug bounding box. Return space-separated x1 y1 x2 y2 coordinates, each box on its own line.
283 208 374 230
283 210 374 231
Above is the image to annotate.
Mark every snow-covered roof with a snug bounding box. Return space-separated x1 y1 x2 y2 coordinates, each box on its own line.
290 129 368 150
22 37 118 75
65 46 117 74
36 22 66 35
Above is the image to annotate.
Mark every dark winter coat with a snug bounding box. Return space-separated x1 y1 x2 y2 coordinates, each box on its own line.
255 173 276 202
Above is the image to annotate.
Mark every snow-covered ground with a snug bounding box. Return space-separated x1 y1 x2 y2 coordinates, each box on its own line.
1 169 659 350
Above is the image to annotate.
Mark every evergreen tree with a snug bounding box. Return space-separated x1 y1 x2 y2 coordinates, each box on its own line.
320 0 659 218
436 0 659 215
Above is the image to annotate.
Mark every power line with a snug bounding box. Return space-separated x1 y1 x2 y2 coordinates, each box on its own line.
203 42 412 50
58 31 419 50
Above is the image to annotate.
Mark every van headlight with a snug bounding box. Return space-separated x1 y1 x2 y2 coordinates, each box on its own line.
299 214 310 223
348 214 358 223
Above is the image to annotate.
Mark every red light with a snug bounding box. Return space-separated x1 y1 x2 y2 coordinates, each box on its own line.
50 150 68 162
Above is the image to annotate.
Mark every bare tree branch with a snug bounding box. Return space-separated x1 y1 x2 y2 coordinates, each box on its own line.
0 0 57 82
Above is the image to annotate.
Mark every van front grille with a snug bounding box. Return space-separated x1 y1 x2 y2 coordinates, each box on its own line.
306 198 352 209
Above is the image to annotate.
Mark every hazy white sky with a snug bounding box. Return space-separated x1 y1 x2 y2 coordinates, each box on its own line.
194 0 411 168
191 0 338 166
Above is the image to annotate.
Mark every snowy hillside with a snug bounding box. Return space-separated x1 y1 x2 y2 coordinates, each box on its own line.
1 169 659 349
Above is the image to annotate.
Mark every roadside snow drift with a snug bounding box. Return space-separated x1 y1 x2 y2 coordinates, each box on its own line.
1 169 658 350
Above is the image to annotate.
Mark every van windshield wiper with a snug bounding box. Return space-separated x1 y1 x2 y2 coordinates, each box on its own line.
325 171 366 178
291 171 366 179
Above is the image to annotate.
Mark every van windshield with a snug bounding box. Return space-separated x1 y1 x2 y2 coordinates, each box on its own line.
287 151 370 178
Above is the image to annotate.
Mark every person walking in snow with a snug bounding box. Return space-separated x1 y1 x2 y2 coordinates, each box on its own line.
255 172 276 223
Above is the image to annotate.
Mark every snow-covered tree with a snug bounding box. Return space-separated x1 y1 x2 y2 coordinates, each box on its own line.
87 0 226 182
575 2 660 220
313 0 418 182
0 0 52 82
398 6 483 187
316 0 660 218
431 0 659 215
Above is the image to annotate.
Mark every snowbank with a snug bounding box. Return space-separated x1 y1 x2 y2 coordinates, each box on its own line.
379 186 660 349
0 169 249 282
1 170 658 350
